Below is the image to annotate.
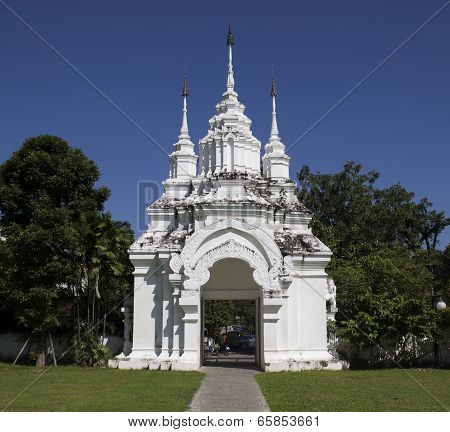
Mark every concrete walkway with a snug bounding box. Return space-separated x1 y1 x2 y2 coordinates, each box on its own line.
188 365 270 412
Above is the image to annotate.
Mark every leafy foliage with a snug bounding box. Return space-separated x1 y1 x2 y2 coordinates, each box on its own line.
297 162 449 366
0 135 134 366
204 300 235 341
298 162 449 258
70 334 111 367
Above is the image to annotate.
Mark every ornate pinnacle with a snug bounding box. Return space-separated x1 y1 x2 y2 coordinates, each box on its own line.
271 66 277 97
227 24 234 46
270 77 277 97
181 74 188 97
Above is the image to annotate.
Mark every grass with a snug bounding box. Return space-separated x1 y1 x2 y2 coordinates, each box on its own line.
256 369 450 412
0 363 203 411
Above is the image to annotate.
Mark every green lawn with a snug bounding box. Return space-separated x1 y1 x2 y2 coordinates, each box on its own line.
256 369 450 412
0 363 203 411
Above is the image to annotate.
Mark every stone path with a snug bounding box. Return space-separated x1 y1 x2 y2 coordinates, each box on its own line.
188 365 270 412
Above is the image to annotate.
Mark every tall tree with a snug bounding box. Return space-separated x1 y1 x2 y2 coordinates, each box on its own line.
78 212 134 337
204 300 235 342
297 162 449 366
0 135 109 366
297 162 449 259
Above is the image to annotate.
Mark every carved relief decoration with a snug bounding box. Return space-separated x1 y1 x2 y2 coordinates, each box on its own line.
182 238 282 297
169 253 183 274
326 276 337 312
181 218 281 266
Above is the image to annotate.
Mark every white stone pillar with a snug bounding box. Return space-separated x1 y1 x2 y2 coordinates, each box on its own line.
121 296 133 356
245 143 251 172
160 262 171 359
296 254 334 362
279 286 290 360
210 141 216 174
286 277 301 359
205 143 211 175
129 256 159 363
199 143 205 176
169 273 182 359
226 139 233 171
174 290 200 370
262 296 283 370
215 139 221 174
235 142 241 171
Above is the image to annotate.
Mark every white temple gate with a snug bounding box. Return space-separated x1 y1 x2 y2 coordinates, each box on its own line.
110 27 343 371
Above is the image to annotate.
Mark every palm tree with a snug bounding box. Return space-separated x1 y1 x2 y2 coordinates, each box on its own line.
77 212 133 336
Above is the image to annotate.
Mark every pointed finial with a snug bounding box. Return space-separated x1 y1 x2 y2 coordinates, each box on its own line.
270 66 277 97
181 76 188 97
227 24 234 46
181 65 188 96
270 77 277 97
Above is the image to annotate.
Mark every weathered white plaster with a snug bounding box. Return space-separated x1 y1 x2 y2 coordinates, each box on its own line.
110 28 343 371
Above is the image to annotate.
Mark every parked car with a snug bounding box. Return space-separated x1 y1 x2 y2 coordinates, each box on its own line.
239 334 256 349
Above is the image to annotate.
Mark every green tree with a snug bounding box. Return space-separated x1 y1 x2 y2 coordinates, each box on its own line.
78 212 134 340
234 301 256 334
297 162 449 259
297 162 449 366
204 300 235 342
0 135 109 366
333 248 439 365
0 233 16 332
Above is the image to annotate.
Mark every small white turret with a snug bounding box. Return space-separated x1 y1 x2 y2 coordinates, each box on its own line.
168 75 198 180
262 75 290 181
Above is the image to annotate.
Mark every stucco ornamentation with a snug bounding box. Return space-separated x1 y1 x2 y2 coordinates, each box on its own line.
169 253 183 274
182 218 282 267
116 29 343 372
182 238 282 295
326 276 337 312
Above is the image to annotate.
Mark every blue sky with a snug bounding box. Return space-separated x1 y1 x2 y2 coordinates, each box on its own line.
1 0 449 246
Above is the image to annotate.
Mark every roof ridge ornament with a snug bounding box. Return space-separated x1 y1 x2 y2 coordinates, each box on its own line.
226 25 236 95
227 24 234 46
270 67 277 97
181 67 188 97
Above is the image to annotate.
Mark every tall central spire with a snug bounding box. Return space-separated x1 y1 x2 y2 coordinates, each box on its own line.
226 25 235 94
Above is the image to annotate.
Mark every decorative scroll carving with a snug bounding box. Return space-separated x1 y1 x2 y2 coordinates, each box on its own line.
181 218 282 267
169 253 183 274
182 238 282 296
283 255 294 274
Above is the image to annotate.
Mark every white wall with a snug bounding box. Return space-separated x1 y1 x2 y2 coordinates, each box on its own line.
0 332 124 363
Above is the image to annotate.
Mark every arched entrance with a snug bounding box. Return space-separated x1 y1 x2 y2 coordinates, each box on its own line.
201 258 263 367
174 219 284 371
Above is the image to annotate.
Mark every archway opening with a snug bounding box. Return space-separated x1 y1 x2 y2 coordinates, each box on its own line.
200 258 262 368
203 299 257 366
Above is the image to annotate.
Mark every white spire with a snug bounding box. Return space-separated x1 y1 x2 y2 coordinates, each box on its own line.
226 25 236 95
262 73 291 181
199 25 262 177
179 74 190 139
167 73 198 185
270 76 279 139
